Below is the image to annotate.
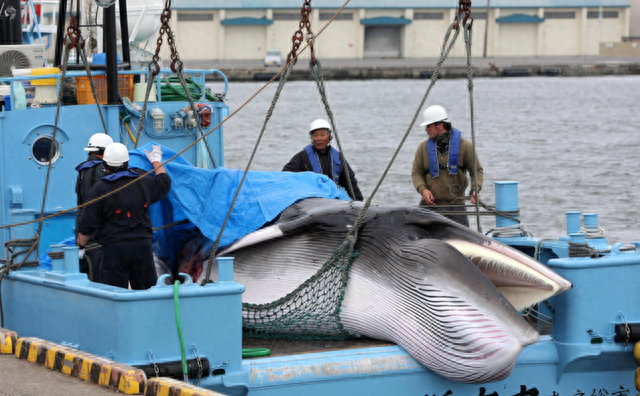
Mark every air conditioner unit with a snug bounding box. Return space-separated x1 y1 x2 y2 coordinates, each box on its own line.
0 44 47 77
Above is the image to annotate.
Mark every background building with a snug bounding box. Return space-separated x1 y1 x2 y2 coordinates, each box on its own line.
169 0 632 61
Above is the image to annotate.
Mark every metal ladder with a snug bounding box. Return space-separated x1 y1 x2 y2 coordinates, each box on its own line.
21 0 58 50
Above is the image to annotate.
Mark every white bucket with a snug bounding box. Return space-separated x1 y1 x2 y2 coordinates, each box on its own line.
133 82 157 102
34 85 58 104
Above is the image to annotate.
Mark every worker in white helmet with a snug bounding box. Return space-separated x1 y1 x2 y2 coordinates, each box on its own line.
76 143 171 289
74 133 113 281
283 118 363 201
411 105 483 227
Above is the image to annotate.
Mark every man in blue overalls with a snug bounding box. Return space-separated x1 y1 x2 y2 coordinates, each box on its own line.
76 143 171 289
282 119 363 201
75 133 113 281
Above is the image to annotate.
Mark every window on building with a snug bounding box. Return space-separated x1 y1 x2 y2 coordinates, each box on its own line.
178 13 213 21
587 10 619 19
414 12 444 20
471 12 487 19
273 13 300 20
319 12 353 20
544 11 575 19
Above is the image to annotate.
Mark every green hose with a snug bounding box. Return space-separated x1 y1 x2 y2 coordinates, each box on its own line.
242 348 271 358
174 280 188 381
160 76 221 102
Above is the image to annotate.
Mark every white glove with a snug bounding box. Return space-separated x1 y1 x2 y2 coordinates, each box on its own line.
78 248 85 260
144 145 162 163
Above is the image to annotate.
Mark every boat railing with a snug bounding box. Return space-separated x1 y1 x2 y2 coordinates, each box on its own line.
0 68 228 109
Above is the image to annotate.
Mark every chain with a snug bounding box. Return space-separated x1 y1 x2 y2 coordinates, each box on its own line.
287 0 315 65
66 4 83 50
620 312 631 350
191 344 203 386
150 0 182 77
455 0 473 30
148 350 160 377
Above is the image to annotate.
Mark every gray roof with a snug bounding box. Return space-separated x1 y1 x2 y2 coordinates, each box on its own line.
173 0 630 10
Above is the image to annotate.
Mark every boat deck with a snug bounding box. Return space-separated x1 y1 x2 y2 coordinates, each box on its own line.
242 336 394 358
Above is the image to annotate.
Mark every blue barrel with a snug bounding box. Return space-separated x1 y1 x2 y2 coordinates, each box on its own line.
0 0 23 45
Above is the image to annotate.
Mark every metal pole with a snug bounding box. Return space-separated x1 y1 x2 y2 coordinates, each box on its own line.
104 3 119 104
54 0 68 66
118 0 131 66
483 0 490 58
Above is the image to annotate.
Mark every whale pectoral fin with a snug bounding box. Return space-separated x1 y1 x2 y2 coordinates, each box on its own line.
340 238 538 384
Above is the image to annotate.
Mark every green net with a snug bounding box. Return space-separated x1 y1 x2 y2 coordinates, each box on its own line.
242 235 361 340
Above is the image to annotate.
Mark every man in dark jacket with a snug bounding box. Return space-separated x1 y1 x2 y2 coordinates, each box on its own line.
75 133 113 281
282 119 363 201
76 143 171 289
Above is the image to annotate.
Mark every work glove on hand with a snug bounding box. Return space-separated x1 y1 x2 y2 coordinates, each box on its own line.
78 248 85 260
144 145 163 163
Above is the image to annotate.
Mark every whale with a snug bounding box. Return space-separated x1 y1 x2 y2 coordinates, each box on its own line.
177 198 572 384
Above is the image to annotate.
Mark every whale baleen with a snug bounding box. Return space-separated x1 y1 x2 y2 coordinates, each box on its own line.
179 198 572 384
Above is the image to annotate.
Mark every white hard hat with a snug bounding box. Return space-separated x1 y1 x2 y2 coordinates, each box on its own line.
84 133 114 152
103 143 130 167
420 105 450 127
309 119 332 134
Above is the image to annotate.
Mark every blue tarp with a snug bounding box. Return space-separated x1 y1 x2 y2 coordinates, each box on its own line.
39 143 350 269
129 143 351 265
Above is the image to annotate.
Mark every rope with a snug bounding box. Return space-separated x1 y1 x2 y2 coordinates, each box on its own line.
568 241 599 258
580 224 607 239
201 63 295 285
309 60 356 200
533 238 558 261
485 224 533 239
0 0 349 235
134 73 156 147
200 0 356 284
152 219 190 232
463 20 481 233
342 22 461 243
0 238 40 327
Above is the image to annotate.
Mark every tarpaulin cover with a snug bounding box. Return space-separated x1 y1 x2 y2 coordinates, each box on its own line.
129 143 351 265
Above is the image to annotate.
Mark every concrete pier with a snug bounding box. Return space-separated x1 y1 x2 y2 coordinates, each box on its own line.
184 56 640 82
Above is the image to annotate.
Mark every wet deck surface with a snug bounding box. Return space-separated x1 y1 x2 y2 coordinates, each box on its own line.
242 336 395 358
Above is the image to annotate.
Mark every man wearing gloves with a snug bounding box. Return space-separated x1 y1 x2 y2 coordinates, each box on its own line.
76 143 171 289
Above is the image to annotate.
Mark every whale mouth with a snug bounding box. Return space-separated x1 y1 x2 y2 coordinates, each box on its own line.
444 239 572 311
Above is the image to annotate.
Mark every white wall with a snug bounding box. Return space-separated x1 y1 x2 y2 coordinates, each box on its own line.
175 11 218 60
314 14 361 59
172 5 631 61
629 0 640 37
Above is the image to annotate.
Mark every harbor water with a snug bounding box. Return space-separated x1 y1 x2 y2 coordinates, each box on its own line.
217 75 640 244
